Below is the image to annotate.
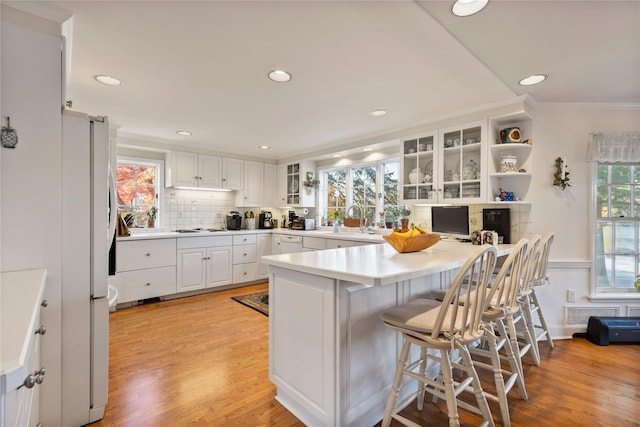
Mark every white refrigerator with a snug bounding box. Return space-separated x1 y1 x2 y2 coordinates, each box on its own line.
62 110 115 425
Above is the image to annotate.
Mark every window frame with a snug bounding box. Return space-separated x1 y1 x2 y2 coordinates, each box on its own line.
591 161 640 294
318 157 399 226
116 156 165 228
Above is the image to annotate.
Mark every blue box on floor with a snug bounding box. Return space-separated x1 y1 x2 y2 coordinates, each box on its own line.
586 316 640 346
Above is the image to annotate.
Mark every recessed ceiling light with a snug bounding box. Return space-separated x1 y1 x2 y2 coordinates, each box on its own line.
268 70 292 83
94 75 123 86
258 145 271 150
452 0 488 17
362 147 374 152
371 109 388 117
519 74 548 86
332 154 343 158
176 130 192 136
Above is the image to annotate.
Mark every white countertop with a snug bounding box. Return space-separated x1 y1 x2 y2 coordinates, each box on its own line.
0 268 47 393
118 227 388 243
262 240 514 286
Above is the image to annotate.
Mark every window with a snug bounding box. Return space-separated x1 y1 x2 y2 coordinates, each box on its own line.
320 159 399 226
594 163 640 291
116 158 162 228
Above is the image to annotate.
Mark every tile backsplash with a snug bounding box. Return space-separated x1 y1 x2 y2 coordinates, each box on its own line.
411 204 532 243
130 188 307 233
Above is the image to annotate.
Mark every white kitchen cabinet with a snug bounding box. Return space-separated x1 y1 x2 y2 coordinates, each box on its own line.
116 239 177 303
276 160 316 207
400 131 438 203
0 269 47 427
176 236 233 292
236 160 264 207
232 234 258 283
166 151 222 189
256 234 271 279
222 157 244 190
199 154 224 188
166 152 244 190
263 163 278 207
400 120 487 204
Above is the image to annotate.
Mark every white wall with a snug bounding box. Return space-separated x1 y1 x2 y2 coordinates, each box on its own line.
530 105 640 337
1 9 63 425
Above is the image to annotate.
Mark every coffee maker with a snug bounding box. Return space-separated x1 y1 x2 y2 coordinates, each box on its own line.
258 211 274 229
226 211 242 230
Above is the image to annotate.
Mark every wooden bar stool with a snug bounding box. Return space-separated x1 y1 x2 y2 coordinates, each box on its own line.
380 245 498 427
520 232 555 362
467 239 530 427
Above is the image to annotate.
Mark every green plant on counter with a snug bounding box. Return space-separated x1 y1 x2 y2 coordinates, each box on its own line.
147 206 158 220
399 205 411 217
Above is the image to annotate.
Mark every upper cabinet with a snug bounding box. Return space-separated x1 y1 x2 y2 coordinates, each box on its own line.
400 101 535 205
222 157 243 191
166 152 243 190
236 160 263 207
401 120 487 204
276 160 316 207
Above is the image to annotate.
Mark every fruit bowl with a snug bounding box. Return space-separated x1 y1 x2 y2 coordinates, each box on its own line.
383 232 440 253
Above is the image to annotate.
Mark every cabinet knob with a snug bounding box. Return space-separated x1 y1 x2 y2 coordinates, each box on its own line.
35 367 46 376
41 299 48 308
23 375 37 389
35 326 46 335
36 424 43 427
145 283 151 287
145 253 151 256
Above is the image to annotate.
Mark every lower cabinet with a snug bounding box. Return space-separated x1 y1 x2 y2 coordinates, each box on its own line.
257 234 271 279
118 266 177 302
176 236 233 292
232 234 257 283
116 238 177 303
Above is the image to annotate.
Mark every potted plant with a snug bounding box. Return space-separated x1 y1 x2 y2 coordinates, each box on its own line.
399 206 411 231
147 206 158 228
303 172 320 195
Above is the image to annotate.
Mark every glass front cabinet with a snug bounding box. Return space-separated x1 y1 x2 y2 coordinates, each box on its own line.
401 120 487 204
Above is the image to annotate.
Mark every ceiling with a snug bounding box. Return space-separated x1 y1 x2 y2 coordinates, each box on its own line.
12 1 640 161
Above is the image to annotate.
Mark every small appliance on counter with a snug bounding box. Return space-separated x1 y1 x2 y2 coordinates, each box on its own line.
291 218 316 230
227 211 242 230
259 211 274 229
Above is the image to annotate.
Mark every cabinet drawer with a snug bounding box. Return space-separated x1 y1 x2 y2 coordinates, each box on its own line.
232 263 257 283
303 236 326 250
326 239 356 249
117 239 177 272
117 266 177 303
176 235 233 249
233 244 257 264
233 234 256 245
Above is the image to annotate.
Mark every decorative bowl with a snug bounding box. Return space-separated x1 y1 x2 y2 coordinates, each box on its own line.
383 233 440 253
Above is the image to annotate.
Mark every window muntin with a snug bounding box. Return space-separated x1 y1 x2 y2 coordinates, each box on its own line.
320 159 399 226
594 163 640 291
116 159 161 228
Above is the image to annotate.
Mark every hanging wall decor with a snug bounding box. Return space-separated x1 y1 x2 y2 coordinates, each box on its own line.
553 156 570 190
1 117 18 149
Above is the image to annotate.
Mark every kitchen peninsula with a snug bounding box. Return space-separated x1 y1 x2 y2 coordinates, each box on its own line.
262 241 514 427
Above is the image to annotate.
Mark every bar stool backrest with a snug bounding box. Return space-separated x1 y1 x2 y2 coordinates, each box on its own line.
430 245 498 342
486 238 529 312
531 232 554 286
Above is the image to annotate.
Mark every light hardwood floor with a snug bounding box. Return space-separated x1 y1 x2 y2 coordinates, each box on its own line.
94 284 639 427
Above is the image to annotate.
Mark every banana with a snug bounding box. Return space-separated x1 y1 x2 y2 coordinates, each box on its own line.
414 225 427 234
393 229 414 237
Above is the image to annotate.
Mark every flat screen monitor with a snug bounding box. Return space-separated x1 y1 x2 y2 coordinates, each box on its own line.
431 205 470 240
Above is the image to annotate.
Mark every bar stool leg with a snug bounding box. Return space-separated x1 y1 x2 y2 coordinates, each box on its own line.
382 339 411 427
